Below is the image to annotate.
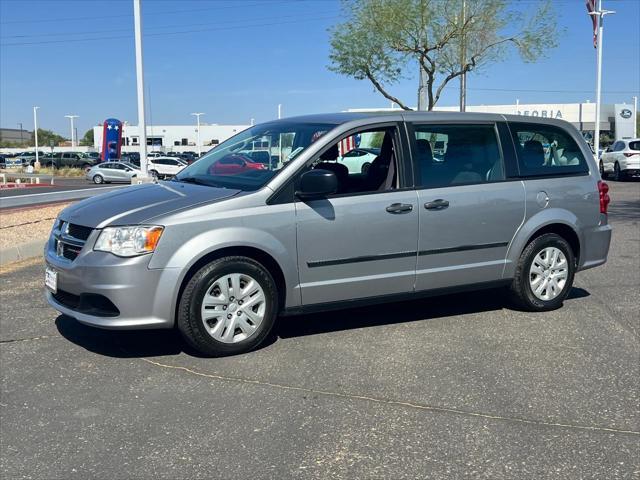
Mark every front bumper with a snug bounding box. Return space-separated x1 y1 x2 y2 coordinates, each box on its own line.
45 231 180 330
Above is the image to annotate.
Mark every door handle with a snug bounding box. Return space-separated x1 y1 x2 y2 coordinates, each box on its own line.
424 199 449 210
386 203 413 214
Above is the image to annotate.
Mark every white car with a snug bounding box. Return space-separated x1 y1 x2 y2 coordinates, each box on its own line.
337 148 379 173
148 157 187 179
600 138 640 180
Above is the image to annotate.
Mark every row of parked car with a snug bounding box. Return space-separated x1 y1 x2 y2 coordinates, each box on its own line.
86 156 191 183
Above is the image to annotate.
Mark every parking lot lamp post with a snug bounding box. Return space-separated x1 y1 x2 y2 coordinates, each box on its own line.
133 0 148 176
64 115 79 147
191 112 205 157
588 0 615 158
33 107 40 169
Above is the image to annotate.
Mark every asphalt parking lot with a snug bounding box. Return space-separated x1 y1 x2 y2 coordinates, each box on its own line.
1 181 638 479
0 177 113 199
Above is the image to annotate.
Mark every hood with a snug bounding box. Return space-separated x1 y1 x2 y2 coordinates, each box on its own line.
59 181 240 228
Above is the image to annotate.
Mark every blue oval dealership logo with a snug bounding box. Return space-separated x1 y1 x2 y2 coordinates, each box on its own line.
620 108 632 119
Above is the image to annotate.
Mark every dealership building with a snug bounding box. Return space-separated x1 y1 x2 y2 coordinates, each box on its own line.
350 101 637 141
93 123 250 152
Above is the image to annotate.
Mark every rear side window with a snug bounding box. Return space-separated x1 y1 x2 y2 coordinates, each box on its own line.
629 141 640 151
410 124 504 188
509 123 588 177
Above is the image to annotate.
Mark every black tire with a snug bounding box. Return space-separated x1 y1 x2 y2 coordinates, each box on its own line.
177 256 279 356
599 161 607 179
361 162 371 174
613 162 624 181
509 233 575 311
150 169 159 180
82 163 92 172
93 174 104 184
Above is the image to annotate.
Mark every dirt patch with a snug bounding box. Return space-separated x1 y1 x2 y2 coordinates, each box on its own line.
0 203 71 250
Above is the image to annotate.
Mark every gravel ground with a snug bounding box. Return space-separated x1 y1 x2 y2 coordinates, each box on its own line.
0 203 70 250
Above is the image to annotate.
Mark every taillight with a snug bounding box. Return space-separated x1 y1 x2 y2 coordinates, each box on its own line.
623 152 638 157
598 180 610 214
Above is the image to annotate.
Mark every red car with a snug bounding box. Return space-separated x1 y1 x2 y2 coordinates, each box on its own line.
208 154 267 175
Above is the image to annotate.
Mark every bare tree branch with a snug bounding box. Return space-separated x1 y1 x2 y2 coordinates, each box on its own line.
364 69 413 110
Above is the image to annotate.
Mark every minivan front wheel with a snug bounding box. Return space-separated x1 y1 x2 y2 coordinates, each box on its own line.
177 256 278 356
509 233 575 311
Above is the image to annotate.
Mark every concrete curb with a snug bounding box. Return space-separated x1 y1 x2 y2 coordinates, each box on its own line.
0 185 126 209
0 238 46 266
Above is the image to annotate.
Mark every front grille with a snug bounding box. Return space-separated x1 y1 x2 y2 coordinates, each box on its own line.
62 243 83 260
67 223 92 241
53 222 93 261
52 290 80 309
52 289 120 317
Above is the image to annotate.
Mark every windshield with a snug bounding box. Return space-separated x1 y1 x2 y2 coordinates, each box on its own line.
174 121 338 190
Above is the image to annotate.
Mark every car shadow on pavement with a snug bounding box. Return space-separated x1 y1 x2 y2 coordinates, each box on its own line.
277 286 589 339
55 287 590 359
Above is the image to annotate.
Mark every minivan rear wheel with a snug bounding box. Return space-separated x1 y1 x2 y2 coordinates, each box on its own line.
177 256 278 356
509 233 575 311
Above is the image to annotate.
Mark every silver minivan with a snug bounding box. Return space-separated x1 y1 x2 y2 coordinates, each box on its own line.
45 112 612 356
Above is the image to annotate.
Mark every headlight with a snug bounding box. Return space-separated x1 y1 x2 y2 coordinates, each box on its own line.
94 225 163 257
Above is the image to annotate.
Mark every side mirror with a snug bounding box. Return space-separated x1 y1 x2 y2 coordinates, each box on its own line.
296 169 337 200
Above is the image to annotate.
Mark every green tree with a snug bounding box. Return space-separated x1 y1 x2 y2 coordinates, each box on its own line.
328 0 560 110
80 129 94 146
33 128 68 147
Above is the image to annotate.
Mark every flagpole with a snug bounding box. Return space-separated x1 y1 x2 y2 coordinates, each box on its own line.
590 0 615 159
133 0 148 177
593 0 603 159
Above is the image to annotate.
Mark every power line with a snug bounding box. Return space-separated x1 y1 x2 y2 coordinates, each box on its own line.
465 87 639 94
0 11 332 39
0 15 340 47
0 0 310 25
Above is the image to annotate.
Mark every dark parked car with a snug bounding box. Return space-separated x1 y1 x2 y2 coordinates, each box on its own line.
44 152 96 169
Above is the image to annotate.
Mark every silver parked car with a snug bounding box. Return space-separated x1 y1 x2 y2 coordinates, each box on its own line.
45 112 612 356
86 162 141 184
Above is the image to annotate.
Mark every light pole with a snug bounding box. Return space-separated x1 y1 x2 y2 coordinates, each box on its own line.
459 0 467 112
277 104 282 119
64 115 79 147
191 112 205 157
33 106 40 168
17 123 23 145
588 0 615 157
634 96 638 137
133 0 148 176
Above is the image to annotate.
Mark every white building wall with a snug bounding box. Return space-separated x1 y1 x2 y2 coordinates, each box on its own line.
93 123 250 152
349 101 637 138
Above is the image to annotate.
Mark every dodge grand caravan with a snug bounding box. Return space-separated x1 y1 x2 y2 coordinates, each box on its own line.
45 112 612 356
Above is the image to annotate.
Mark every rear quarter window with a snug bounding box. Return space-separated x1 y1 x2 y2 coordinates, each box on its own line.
629 141 640 151
509 123 589 177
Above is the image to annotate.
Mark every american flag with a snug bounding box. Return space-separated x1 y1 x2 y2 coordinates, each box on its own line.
338 134 361 156
586 0 597 49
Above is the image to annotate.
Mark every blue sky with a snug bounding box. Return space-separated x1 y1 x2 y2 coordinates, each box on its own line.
1 0 638 137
